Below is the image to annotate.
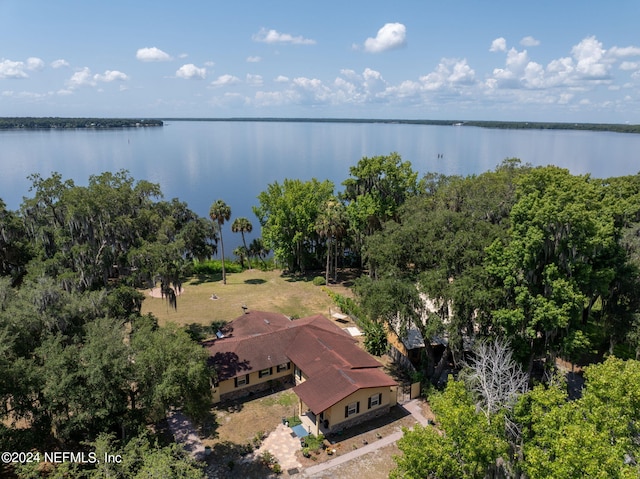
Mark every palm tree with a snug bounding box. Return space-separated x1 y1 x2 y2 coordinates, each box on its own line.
231 217 253 269
249 237 269 268
233 245 249 269
209 200 231 284
316 199 347 285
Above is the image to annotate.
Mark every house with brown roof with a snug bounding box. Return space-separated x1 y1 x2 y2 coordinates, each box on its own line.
204 310 397 435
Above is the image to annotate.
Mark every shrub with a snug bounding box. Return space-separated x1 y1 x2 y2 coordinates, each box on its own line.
304 434 325 452
312 276 326 286
260 450 277 466
192 259 243 276
363 320 388 356
286 415 302 427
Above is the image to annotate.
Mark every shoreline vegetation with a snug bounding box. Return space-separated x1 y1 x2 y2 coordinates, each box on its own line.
163 117 640 134
1 116 639 133
0 117 163 129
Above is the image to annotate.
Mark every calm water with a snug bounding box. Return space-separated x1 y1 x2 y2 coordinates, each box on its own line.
2 120 640 250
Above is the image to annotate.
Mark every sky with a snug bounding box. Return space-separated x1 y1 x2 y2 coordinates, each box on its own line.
1 0 640 123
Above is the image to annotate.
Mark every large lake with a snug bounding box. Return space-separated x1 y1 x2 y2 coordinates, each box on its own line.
2 120 640 250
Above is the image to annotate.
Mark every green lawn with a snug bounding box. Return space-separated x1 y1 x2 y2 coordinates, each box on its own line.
141 269 354 328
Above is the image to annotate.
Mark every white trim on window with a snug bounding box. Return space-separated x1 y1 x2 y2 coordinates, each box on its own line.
346 402 359 417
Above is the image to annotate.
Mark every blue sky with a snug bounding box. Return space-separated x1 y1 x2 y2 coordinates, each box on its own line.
1 0 640 122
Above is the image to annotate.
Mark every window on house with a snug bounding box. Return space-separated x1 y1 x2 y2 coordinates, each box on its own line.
295 366 302 380
368 393 382 409
277 362 290 373
259 368 272 378
345 401 360 417
235 375 248 387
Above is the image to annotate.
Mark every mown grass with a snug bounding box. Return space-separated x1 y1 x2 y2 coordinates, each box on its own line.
140 269 354 327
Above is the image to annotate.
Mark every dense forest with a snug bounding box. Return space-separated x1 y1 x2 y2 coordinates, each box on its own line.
0 118 163 129
2 155 640 477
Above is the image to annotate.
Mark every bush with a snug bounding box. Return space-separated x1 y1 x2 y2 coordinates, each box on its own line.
312 276 326 286
260 450 277 466
286 416 302 427
363 320 388 356
322 288 365 322
192 259 243 276
304 434 325 452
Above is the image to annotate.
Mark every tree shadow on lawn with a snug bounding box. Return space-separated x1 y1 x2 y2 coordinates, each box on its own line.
282 271 319 283
215 379 294 415
244 278 266 284
184 320 228 341
207 441 275 479
197 409 220 441
190 273 223 285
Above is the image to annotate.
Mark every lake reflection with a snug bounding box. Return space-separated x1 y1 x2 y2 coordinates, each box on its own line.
1 121 640 249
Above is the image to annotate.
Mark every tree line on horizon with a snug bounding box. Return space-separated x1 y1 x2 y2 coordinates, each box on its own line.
0 117 163 129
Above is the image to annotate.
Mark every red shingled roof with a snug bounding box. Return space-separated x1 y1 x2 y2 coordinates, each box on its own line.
205 311 396 411
293 365 397 414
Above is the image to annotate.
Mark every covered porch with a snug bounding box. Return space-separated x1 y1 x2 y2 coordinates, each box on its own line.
299 408 330 437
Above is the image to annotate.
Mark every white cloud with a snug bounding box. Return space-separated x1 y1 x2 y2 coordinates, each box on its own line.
210 74 241 87
0 59 29 79
520 36 540 47
274 75 289 83
67 67 95 88
363 23 407 53
571 36 610 79
490 37 507 52
176 64 206 80
620 61 639 71
421 58 476 90
94 70 129 82
362 68 388 94
558 92 574 104
136 47 172 62
252 28 316 45
246 74 263 86
291 77 333 103
51 59 70 69
608 45 640 58
26 57 45 71
246 56 261 63
65 67 129 89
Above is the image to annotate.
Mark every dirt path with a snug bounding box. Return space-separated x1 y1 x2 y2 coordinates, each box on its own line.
167 409 205 460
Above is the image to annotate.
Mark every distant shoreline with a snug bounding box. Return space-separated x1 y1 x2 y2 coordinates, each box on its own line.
0 117 163 130
1 116 639 134
162 117 640 134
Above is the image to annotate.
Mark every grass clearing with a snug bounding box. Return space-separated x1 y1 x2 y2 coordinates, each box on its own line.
261 390 298 408
140 269 355 327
